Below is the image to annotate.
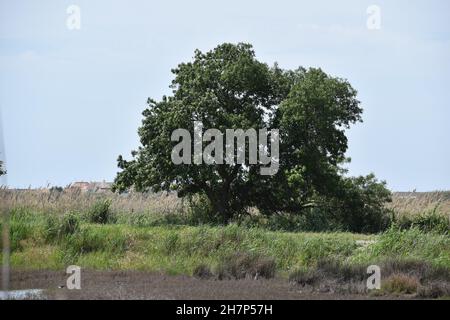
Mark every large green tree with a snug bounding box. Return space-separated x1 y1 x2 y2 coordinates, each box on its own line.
114 43 390 226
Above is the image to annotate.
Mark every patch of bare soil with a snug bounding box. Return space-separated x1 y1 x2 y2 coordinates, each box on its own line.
4 270 409 300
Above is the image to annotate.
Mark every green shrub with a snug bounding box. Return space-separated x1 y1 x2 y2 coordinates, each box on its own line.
163 232 180 254
9 218 34 251
86 199 116 224
301 207 344 232
45 212 80 241
62 225 129 258
186 194 218 225
350 227 450 269
319 174 393 233
116 212 187 227
246 174 392 233
8 208 47 251
395 211 449 234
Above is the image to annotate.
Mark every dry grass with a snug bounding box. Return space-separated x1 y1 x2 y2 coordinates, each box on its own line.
1 189 448 232
3 189 449 214
417 282 450 299
389 191 450 218
0 188 184 215
215 252 277 280
382 274 420 294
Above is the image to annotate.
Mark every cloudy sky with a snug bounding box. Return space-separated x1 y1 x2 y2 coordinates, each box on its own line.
1 0 449 190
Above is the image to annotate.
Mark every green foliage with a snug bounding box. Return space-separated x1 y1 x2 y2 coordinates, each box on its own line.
61 225 129 259
243 174 392 234
186 194 220 225
113 42 388 230
163 231 180 254
114 43 275 221
256 67 363 215
316 174 393 233
238 176 392 233
394 210 449 234
350 226 450 268
238 210 343 232
8 209 40 251
6 210 449 279
45 212 80 241
85 199 116 224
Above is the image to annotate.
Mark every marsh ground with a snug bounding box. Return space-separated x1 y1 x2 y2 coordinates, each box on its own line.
6 270 407 300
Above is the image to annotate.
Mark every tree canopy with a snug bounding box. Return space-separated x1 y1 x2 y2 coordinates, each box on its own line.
114 43 390 230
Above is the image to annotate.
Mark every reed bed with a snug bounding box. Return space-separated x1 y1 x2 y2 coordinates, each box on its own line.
0 188 184 215
1 188 449 220
388 191 450 219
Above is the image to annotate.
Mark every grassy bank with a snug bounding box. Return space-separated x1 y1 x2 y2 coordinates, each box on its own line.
2 209 449 276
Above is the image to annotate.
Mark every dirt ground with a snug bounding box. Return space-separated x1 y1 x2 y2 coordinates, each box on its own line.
2 270 409 300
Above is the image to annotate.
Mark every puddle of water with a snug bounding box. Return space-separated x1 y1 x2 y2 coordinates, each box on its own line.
0 289 46 300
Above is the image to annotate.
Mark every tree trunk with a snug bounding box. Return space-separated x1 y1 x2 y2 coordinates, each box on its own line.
208 191 233 223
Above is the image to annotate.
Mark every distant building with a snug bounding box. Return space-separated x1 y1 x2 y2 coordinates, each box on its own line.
68 181 91 192
90 181 113 193
68 181 112 193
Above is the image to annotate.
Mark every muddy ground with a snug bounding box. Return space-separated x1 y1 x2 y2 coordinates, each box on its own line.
1 270 411 300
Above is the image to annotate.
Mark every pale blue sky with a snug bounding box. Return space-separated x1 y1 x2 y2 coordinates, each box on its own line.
0 0 449 190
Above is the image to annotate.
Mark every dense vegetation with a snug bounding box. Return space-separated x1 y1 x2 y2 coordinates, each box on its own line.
2 207 448 274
